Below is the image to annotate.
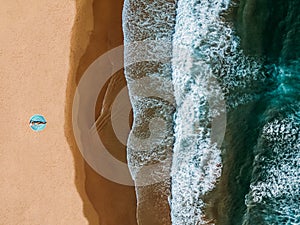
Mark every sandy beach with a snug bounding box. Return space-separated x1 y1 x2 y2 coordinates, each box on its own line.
0 0 136 224
0 0 90 224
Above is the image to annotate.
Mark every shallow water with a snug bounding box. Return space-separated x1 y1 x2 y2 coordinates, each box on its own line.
123 0 177 224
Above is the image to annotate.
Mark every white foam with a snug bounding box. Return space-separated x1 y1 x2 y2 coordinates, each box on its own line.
171 0 230 224
170 0 269 224
243 115 300 224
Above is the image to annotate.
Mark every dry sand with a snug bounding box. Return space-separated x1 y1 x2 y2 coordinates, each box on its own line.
0 0 90 224
1 0 137 224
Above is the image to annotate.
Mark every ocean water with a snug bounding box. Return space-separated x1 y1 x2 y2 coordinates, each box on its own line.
123 0 300 224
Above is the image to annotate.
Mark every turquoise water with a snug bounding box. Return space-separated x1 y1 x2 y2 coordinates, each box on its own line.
220 1 300 224
123 0 300 224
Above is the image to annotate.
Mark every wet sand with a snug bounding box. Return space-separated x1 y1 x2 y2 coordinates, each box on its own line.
65 0 138 224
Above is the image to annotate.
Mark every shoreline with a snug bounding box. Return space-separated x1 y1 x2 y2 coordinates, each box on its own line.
65 0 138 224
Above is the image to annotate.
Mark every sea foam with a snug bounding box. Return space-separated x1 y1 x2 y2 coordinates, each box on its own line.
170 0 269 224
